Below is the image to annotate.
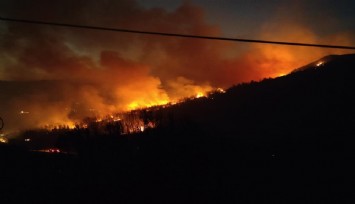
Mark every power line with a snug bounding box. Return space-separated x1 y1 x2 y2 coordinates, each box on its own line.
0 16 355 50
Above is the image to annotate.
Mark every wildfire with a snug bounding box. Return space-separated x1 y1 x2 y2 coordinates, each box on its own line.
127 87 226 110
73 87 228 135
12 87 228 135
127 99 170 110
42 121 76 130
128 102 139 110
277 73 287 77
195 92 205 98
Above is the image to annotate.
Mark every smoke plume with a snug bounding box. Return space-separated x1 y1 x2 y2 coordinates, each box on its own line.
0 0 353 131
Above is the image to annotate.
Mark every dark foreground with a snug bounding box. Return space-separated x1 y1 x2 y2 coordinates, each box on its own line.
1 130 355 204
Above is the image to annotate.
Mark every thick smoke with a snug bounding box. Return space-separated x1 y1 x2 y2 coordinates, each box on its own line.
0 0 353 131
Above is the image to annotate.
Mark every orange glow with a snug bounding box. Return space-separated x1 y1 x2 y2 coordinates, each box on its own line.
0 137 7 143
1 0 354 134
41 121 76 130
216 88 226 93
127 99 169 110
277 73 287 77
195 92 205 98
128 102 139 110
58 87 228 131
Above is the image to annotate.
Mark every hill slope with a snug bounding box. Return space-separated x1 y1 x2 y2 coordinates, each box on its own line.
2 54 355 204
158 54 355 141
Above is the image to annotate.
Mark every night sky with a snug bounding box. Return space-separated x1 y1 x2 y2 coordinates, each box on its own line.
138 0 355 38
0 0 354 130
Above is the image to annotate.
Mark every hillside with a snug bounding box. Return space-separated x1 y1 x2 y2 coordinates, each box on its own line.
2 54 355 204
156 54 355 140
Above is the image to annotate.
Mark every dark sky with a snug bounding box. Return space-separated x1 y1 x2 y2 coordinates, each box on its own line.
0 0 354 130
138 0 355 38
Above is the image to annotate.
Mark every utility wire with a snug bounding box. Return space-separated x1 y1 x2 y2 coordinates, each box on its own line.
0 16 355 50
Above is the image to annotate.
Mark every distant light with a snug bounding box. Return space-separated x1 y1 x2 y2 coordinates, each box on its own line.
20 110 30 114
25 138 31 142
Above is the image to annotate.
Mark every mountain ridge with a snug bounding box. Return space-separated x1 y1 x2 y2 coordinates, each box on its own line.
152 53 355 141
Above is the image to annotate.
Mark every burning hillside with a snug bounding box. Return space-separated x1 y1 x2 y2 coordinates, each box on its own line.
7 53 355 154
0 77 222 132
0 1 353 132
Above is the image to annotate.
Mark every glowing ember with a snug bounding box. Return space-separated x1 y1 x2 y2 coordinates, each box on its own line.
113 117 121 122
216 88 226 93
0 137 7 143
37 148 61 153
316 61 324 67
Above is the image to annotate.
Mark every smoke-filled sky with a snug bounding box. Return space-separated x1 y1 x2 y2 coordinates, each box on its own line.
0 0 354 131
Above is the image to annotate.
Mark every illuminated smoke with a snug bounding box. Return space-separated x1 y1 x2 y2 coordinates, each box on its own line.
0 0 353 131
